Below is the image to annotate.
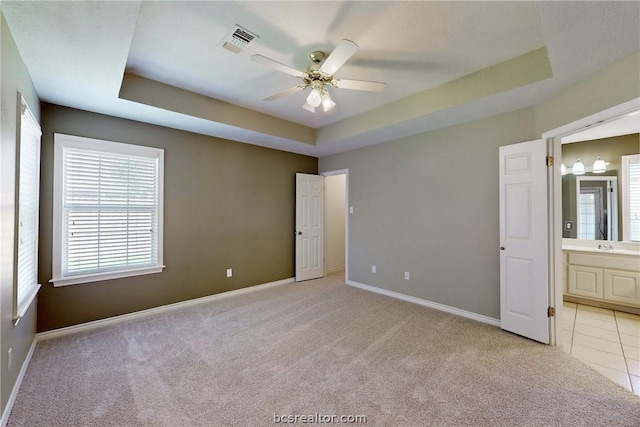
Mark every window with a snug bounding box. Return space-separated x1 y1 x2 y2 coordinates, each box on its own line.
14 95 42 322
52 134 164 286
622 154 640 242
578 191 597 240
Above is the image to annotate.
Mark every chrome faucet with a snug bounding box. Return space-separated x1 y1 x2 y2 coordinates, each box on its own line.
597 243 614 250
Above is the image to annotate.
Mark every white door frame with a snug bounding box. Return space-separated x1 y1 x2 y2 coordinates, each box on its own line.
543 97 640 346
321 169 349 282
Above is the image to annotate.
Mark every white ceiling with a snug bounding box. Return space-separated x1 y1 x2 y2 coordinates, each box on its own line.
2 1 639 157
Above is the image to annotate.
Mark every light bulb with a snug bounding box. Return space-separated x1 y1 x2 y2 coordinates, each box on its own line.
306 89 322 107
302 102 316 113
561 163 567 175
321 93 336 112
572 158 585 175
592 156 606 173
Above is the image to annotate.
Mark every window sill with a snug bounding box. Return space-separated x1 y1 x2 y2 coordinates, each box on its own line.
14 284 41 327
51 265 165 287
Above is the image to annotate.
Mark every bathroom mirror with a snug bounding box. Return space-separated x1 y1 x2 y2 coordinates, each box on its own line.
575 176 617 241
562 133 639 242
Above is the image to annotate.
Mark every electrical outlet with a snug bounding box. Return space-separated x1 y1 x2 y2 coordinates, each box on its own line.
404 271 410 281
226 268 232 278
7 348 12 370
372 265 377 273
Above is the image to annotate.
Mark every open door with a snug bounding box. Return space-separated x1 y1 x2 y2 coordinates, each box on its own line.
499 140 550 343
295 173 324 281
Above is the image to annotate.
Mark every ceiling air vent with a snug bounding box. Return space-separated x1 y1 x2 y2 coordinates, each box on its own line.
221 25 258 55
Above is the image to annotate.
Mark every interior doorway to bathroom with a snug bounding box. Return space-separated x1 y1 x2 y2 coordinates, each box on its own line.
552 103 640 394
323 170 348 281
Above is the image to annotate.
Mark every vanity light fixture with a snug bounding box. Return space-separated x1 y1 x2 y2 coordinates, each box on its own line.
572 158 585 175
592 156 607 173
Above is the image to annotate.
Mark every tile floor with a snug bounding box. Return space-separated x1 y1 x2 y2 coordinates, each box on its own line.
563 301 640 395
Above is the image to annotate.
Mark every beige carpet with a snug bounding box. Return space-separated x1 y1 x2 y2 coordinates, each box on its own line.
8 274 640 426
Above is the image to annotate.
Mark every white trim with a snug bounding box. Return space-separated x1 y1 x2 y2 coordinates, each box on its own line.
347 280 501 327
52 133 165 286
13 93 42 323
37 277 295 341
622 154 640 242
548 137 563 347
51 265 165 287
0 339 37 427
13 284 40 326
543 98 640 141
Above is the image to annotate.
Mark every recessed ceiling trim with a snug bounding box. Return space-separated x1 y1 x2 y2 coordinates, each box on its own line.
119 73 315 146
316 47 553 146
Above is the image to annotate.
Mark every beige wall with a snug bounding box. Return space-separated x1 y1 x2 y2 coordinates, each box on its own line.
535 52 640 136
0 13 40 416
318 51 639 321
37 104 317 332
325 174 346 273
320 108 537 319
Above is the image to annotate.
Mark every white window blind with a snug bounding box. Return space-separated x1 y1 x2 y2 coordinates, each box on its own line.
578 192 596 240
622 154 640 242
52 134 164 286
14 95 42 321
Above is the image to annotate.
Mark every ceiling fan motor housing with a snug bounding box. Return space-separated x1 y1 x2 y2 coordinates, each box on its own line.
309 50 326 64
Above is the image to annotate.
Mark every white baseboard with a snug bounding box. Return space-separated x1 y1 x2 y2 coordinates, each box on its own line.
37 277 295 341
347 280 501 327
1 339 37 427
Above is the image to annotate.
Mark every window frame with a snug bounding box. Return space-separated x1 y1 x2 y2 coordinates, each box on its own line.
622 153 640 242
13 94 42 323
51 133 165 287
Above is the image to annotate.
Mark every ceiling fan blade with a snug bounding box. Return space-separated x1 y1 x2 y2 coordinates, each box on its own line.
251 54 303 77
263 86 304 101
319 39 359 75
335 79 386 92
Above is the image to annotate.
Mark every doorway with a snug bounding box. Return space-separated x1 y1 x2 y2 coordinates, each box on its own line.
322 170 348 282
545 98 640 394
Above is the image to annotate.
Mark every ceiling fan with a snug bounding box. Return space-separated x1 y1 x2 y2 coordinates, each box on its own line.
251 39 386 113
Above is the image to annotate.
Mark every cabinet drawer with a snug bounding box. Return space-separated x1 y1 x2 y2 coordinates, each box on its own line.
568 266 603 299
604 270 640 306
567 252 640 272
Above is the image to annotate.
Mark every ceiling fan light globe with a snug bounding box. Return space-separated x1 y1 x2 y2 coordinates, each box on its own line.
321 94 336 112
302 103 316 113
306 89 322 107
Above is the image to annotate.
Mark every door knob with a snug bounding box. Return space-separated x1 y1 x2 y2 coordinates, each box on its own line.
296 231 302 235
500 247 505 251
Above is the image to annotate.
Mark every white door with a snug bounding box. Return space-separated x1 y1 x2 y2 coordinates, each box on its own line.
295 173 324 281
499 139 549 343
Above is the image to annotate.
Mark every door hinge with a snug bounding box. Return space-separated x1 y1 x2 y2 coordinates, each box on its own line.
547 306 555 317
546 156 553 166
